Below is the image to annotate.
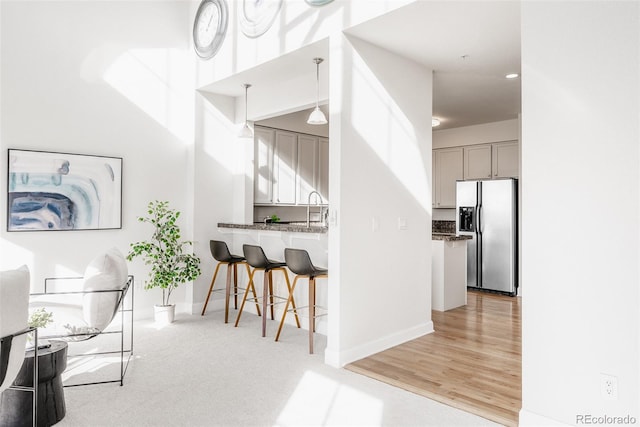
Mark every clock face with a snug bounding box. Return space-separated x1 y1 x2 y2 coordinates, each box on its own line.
239 0 283 38
305 0 334 6
193 0 229 59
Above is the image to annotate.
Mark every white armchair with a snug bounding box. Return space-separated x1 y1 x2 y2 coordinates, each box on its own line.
29 248 134 387
0 265 37 426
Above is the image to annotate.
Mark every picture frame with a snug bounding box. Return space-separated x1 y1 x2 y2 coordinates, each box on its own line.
7 149 123 231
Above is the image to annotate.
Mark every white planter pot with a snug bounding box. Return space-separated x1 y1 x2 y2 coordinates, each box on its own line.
154 304 176 324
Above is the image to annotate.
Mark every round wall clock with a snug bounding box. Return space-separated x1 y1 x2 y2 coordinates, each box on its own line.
305 0 334 6
240 0 283 38
193 0 229 59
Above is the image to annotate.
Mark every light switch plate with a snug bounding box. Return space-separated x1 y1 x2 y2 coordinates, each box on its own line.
398 217 407 230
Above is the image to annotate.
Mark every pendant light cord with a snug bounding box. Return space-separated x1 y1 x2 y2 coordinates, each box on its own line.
245 84 249 124
316 60 320 109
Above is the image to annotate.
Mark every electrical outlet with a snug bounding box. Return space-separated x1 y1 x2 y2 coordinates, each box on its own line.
601 374 618 400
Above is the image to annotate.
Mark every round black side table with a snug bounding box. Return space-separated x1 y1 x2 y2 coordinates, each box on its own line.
0 340 67 427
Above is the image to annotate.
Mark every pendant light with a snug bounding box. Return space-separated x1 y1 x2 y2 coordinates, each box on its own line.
307 58 327 125
239 83 253 138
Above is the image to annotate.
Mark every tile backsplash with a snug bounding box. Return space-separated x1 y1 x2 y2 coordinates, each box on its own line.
433 220 456 234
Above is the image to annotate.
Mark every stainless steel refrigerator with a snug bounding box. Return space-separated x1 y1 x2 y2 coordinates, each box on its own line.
456 178 518 295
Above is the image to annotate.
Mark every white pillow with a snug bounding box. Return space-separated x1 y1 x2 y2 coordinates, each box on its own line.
82 248 128 331
0 265 30 392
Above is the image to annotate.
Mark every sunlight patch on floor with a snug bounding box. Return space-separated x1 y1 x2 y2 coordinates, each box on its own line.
276 370 383 426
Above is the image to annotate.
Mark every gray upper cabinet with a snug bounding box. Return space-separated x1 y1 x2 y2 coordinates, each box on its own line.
254 126 328 206
274 130 298 204
492 141 519 178
463 141 519 180
433 147 463 208
318 137 329 203
464 144 492 180
254 127 275 204
297 134 318 204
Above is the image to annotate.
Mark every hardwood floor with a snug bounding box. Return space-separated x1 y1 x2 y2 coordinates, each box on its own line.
346 291 521 426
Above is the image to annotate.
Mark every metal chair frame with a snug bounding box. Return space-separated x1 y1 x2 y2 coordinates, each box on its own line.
30 275 134 387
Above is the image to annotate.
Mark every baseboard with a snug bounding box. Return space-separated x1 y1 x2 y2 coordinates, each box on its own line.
519 409 571 426
324 321 434 368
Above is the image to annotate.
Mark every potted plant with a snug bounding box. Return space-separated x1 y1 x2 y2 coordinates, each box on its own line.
127 201 201 324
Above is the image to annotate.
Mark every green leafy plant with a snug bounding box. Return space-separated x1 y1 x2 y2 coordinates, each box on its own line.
270 214 280 223
28 308 54 329
127 201 201 306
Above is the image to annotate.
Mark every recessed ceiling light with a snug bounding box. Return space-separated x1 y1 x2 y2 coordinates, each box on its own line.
432 118 441 127
505 73 519 79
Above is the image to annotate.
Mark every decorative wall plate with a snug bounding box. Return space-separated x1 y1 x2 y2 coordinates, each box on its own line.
305 0 334 6
193 0 229 59
240 0 283 38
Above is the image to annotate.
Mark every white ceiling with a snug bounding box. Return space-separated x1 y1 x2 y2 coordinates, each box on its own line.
202 1 521 131
346 1 521 130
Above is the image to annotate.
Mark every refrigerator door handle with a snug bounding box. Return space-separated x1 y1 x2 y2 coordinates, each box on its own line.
476 204 482 288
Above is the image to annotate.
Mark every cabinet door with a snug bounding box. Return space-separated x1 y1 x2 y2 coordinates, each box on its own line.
432 154 436 208
254 127 275 204
464 144 492 180
318 138 329 203
492 141 519 178
434 147 463 208
297 135 318 204
274 131 297 204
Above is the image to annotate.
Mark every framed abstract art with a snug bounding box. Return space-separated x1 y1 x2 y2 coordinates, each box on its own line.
7 149 122 231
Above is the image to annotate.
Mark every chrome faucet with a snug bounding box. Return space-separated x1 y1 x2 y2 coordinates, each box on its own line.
307 191 324 227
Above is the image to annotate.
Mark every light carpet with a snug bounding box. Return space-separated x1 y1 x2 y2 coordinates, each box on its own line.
58 309 499 426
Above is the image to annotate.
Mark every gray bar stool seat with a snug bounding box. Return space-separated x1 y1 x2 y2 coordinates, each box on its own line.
276 248 328 354
201 240 261 323
235 244 300 337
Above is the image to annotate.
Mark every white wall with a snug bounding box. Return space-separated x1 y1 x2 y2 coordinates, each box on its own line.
432 119 519 149
0 1 196 319
520 2 639 425
194 0 414 89
325 34 433 367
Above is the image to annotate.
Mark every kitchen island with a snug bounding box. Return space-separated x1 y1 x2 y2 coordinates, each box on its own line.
217 222 328 335
432 233 471 311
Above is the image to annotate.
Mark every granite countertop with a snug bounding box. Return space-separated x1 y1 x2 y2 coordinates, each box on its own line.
218 222 328 234
432 233 472 241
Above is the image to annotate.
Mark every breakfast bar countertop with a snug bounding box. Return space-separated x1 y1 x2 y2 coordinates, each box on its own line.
432 233 472 241
217 222 328 234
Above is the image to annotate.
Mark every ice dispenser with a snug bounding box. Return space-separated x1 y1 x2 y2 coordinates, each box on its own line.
458 207 475 232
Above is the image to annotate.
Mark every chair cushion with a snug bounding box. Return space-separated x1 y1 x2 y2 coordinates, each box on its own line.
0 265 30 392
82 248 128 331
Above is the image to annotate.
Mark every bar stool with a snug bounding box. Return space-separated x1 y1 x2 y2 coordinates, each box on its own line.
276 248 328 354
235 244 300 337
201 240 261 323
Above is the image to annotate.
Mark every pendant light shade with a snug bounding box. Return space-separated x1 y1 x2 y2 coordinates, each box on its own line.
307 58 327 125
239 83 253 138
